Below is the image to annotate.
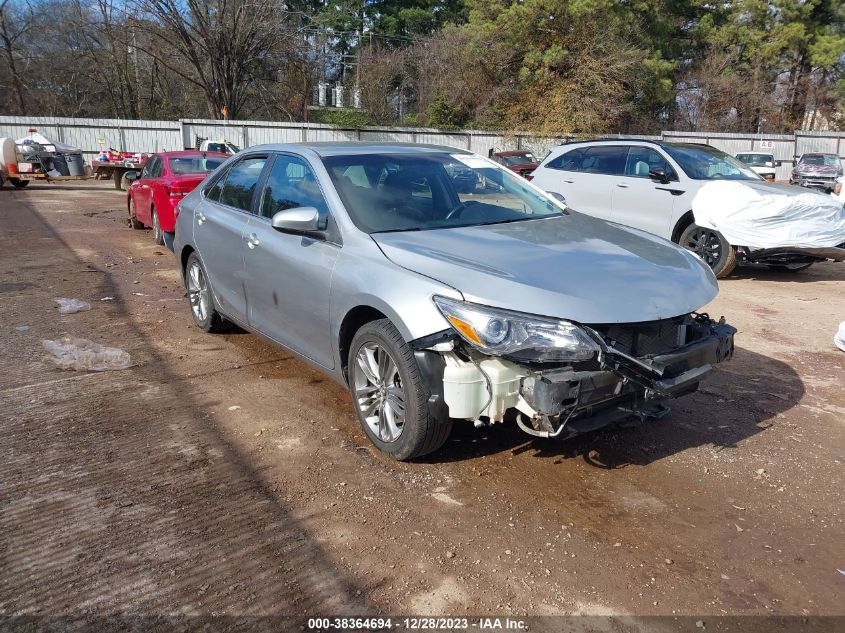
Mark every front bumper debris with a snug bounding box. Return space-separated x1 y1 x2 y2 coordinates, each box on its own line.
423 313 736 440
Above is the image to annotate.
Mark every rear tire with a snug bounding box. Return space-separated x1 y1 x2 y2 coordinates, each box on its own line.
128 198 144 229
151 207 164 245
678 223 737 279
348 319 452 461
184 252 226 333
9 178 28 188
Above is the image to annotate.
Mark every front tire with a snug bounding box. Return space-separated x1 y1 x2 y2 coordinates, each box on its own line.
184 252 226 333
151 207 164 245
348 319 452 461
128 198 144 229
678 223 737 278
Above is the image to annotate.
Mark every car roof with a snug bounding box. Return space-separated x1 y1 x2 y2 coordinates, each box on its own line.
246 142 472 157
553 138 708 151
736 151 773 155
155 150 230 158
800 152 837 157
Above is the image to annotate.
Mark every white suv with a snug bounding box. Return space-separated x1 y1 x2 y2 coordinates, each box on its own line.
531 139 837 277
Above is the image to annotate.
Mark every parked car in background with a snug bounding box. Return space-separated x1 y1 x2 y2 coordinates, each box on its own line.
127 150 228 246
197 138 240 155
173 142 735 460
735 151 779 181
790 152 843 193
531 139 845 278
490 150 539 179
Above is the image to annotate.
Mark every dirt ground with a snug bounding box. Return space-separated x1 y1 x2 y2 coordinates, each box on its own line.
1 182 843 629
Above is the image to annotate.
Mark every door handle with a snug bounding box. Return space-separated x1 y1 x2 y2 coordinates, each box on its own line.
563 179 575 184
196 211 206 225
246 233 260 249
616 183 629 188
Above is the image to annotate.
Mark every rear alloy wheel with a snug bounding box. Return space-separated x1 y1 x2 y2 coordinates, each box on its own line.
128 198 144 229
151 207 164 245
184 252 225 333
679 223 737 278
348 319 452 461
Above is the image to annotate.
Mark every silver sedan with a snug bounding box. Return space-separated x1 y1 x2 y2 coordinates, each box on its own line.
172 143 735 460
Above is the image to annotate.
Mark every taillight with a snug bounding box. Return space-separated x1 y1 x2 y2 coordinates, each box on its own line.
524 174 534 181
167 185 192 197
836 182 843 195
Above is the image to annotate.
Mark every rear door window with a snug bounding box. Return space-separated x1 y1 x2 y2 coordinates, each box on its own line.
545 148 586 172
579 146 626 176
218 156 267 212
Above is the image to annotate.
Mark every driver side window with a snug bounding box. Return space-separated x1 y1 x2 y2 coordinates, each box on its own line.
260 155 329 218
624 147 676 180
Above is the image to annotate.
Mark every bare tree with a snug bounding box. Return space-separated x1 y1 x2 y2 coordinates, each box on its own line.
137 0 293 119
0 0 36 113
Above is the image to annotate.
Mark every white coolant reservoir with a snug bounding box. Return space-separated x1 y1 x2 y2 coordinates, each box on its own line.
442 353 524 421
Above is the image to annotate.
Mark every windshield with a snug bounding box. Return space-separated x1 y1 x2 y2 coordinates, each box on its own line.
664 144 761 181
322 153 563 234
799 154 840 168
736 153 774 167
169 156 226 175
502 152 536 166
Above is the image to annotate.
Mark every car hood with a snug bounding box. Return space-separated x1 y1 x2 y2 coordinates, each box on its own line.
372 214 719 324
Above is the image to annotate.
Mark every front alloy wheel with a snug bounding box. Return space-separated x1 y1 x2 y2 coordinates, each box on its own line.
353 342 406 443
679 223 737 278
348 319 452 460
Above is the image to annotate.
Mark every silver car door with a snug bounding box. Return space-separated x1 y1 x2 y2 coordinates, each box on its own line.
244 153 341 369
193 155 268 324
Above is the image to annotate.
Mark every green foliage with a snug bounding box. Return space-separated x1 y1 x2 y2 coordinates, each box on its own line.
309 109 371 127
426 93 466 128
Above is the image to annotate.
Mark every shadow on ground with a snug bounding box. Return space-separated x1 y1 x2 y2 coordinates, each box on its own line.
0 200 368 628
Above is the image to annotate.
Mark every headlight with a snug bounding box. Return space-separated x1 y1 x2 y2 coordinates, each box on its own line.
432 296 599 362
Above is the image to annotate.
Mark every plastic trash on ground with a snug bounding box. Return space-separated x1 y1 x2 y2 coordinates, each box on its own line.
835 322 845 353
692 181 845 249
43 337 131 371
54 297 91 314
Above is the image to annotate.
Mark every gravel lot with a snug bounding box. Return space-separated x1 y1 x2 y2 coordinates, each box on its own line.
1 182 843 627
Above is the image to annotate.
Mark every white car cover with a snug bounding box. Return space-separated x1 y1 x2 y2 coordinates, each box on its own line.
692 181 845 249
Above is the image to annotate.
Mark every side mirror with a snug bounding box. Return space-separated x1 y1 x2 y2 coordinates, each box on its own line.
271 206 325 234
547 191 567 205
125 170 139 182
775 160 782 167
648 168 670 184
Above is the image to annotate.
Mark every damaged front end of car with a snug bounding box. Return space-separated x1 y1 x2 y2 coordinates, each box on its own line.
412 297 736 440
